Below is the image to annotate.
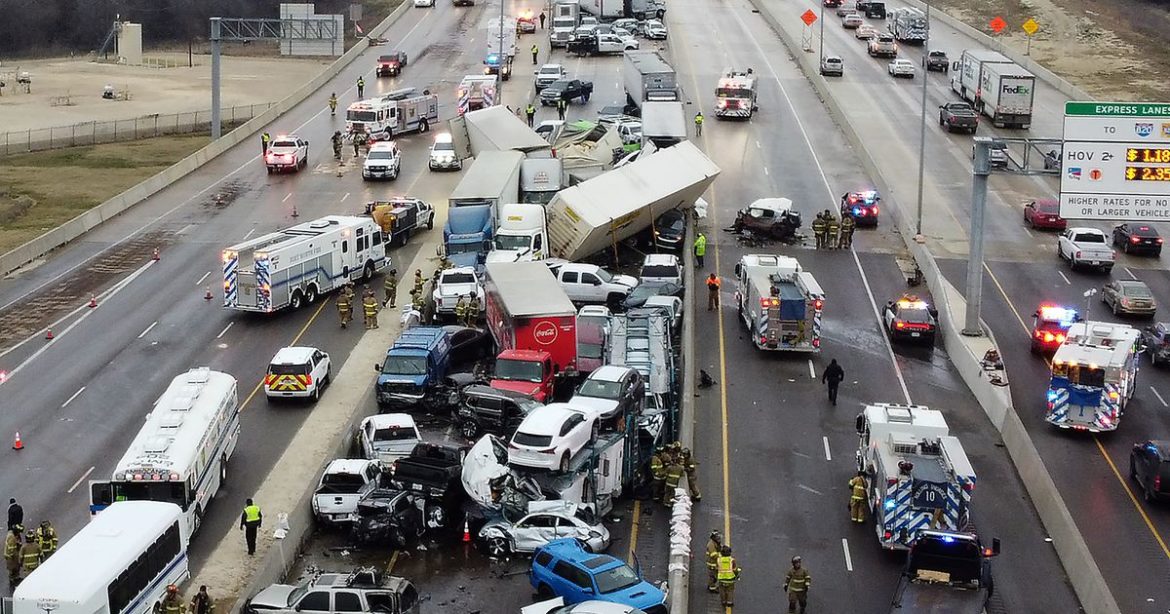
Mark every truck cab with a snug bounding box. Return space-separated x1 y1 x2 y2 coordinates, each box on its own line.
375 327 453 409
488 203 548 263
444 207 494 269
492 348 557 402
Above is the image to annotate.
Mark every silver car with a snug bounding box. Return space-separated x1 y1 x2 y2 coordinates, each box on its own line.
479 500 611 557
1103 280 1157 317
820 54 844 76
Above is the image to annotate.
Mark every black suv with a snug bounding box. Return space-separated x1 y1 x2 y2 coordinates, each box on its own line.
1130 440 1170 501
455 385 543 439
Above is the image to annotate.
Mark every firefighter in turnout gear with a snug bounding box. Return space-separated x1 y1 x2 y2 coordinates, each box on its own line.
35 521 57 558
705 530 722 592
825 209 840 250
466 292 480 326
328 93 338 116
454 295 468 324
362 293 379 329
812 212 827 249
681 447 701 502
331 131 343 160
414 269 425 294
663 456 685 506
784 556 811 613
162 584 186 614
336 291 353 328
848 470 868 523
5 527 19 584
649 447 667 502
839 214 855 249
716 545 741 607
439 256 453 270
383 270 398 308
19 530 40 574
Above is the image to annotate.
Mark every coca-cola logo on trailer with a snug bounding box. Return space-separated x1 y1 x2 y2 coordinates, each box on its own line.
533 321 559 345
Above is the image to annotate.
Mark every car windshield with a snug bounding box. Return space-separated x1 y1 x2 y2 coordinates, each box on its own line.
594 563 642 593
717 88 754 99
540 67 563 75
368 151 394 160
373 426 416 442
1123 284 1153 298
286 582 311 607
1074 232 1106 244
442 272 477 284
578 379 623 399
382 355 427 375
318 473 366 494
642 265 679 279
513 431 553 447
495 235 533 250
898 307 932 323
495 358 544 382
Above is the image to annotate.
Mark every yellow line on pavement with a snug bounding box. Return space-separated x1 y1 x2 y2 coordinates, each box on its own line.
239 299 332 412
626 500 642 564
385 549 400 574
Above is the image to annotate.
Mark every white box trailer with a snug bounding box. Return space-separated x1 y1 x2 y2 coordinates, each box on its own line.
546 141 720 261
640 101 687 149
448 105 550 160
978 62 1036 129
223 215 389 313
623 50 678 109
448 150 525 216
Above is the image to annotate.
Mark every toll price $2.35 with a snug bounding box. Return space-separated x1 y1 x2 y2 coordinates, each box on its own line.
1126 166 1170 182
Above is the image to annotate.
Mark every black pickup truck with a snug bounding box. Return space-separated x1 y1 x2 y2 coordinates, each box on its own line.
939 102 979 134
889 530 1000 614
539 78 594 106
388 442 469 502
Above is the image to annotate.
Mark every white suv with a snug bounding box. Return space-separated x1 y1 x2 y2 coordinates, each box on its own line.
363 141 401 180
428 133 461 171
264 346 331 402
639 253 682 288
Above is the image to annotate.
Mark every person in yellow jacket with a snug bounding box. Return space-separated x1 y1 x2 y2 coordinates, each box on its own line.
161 584 186 614
19 529 40 574
466 292 481 326
336 292 352 328
4 527 20 583
848 471 868 523
693 232 707 267
454 295 468 324
362 294 379 330
784 555 811 613
705 530 722 592
649 447 667 502
240 499 262 556
715 545 740 607
36 520 57 559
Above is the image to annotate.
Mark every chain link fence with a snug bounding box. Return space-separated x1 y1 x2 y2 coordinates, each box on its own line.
0 103 274 156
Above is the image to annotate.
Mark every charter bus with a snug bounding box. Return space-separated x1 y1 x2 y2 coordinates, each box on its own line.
13 501 190 614
90 367 240 538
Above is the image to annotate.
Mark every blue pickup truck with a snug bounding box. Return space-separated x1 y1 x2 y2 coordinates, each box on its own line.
375 326 453 410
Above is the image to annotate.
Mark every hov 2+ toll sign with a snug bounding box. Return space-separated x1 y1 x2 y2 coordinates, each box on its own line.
1060 101 1170 221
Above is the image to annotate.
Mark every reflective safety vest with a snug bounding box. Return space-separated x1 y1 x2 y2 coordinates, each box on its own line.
650 454 665 479
706 277 721 290
693 234 707 256
695 114 704 126
716 555 737 581
841 216 855 232
468 297 480 313
163 595 186 614
665 464 684 486
526 105 536 115
455 300 468 318
812 218 827 233
243 505 261 523
337 296 351 310
363 298 378 316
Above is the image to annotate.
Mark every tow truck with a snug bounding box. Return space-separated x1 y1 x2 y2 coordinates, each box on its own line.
1030 304 1079 355
840 190 880 227
882 295 938 343
1046 320 1140 432
364 198 435 247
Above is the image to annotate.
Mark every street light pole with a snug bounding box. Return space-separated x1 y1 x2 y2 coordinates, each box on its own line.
818 3 825 65
913 2 930 237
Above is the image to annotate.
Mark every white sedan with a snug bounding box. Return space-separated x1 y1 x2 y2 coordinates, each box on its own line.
508 404 596 472
413 0 435 6
888 58 916 78
643 20 668 39
479 500 610 557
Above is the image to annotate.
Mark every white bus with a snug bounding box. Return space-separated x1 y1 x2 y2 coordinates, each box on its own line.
90 367 241 537
13 501 190 614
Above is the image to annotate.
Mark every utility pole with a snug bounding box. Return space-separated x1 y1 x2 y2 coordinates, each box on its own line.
818 3 825 66
210 18 222 139
914 3 930 238
963 137 992 337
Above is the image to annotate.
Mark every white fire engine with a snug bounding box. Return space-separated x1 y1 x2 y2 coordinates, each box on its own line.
1046 320 1140 432
733 254 824 352
714 68 758 119
345 87 439 141
855 403 976 551
457 75 499 116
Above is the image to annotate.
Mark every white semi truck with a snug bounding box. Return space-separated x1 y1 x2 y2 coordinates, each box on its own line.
223 216 389 313
950 49 1036 128
487 203 549 263
732 254 825 352
545 141 720 262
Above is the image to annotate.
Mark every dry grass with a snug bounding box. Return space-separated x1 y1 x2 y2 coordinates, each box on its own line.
0 135 208 253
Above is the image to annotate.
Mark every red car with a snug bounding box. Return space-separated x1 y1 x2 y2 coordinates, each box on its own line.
1030 304 1078 354
1023 198 1067 231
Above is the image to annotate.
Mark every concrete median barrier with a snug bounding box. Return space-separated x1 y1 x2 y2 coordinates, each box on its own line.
0 0 412 277
744 0 1118 612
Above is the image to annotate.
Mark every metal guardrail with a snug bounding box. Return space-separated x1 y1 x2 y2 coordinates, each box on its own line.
0 103 273 156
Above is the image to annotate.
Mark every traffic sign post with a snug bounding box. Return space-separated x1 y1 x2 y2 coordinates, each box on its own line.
1022 18 1039 55
1059 101 1170 221
801 9 817 53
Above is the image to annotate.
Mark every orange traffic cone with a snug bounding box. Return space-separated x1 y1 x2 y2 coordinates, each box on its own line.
12 432 23 450
462 520 471 543
88 295 98 308
204 286 214 301
45 328 54 340
152 247 160 261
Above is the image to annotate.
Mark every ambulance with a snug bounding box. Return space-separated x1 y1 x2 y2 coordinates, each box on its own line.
1046 320 1140 432
457 75 499 115
855 403 976 551
345 87 439 141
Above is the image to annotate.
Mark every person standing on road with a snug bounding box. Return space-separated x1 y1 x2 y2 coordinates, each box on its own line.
35 520 56 559
662 457 685 506
826 212 840 250
681 447 701 502
822 358 844 406
525 104 536 128
18 529 39 575
783 556 811 613
694 111 704 137
693 232 707 267
5 528 20 585
239 499 262 556
162 585 186 614
329 93 338 116
706 273 721 311
466 292 481 326
812 213 826 249
716 545 740 607
539 11 546 28
331 131 344 160
261 132 270 154
531 43 539 64
383 270 398 308
7 498 22 531
649 447 666 502
336 291 352 328
357 77 365 98
556 97 567 121
362 293 379 329
190 585 214 614
705 530 722 592
839 214 855 249
848 470 868 523
454 295 468 325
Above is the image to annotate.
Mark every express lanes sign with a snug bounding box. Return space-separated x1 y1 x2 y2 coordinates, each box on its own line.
1060 101 1170 221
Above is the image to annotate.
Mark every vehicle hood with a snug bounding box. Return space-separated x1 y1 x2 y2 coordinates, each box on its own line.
612 274 639 289
569 395 621 419
486 249 528 263
490 378 543 399
447 252 482 268
250 585 297 609
612 581 667 610
462 435 511 509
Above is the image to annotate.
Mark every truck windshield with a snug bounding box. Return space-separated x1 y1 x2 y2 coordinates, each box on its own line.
716 88 753 99
382 356 427 375
1074 233 1106 243
447 242 482 254
348 110 377 122
111 481 189 508
495 235 533 250
495 358 544 382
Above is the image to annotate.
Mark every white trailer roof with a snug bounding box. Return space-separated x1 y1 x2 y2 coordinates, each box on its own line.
486 261 575 316
450 150 525 201
964 49 1011 64
1055 320 1139 368
226 215 369 254
625 50 674 75
640 102 687 138
456 106 550 154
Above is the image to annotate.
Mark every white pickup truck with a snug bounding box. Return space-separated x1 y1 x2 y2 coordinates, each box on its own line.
1058 227 1115 273
548 262 639 305
311 459 382 526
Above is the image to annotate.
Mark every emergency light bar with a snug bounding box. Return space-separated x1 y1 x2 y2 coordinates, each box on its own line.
896 299 928 310
1038 305 1077 324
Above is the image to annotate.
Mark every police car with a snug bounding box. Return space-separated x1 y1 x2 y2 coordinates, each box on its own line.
264 346 332 402
882 295 937 343
1031 304 1079 354
265 135 309 173
840 190 880 227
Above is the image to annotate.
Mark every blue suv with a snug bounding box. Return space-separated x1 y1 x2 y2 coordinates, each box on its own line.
530 539 667 614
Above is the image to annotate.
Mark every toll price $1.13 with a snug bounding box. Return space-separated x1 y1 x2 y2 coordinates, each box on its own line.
1125 166 1170 182
1127 148 1170 163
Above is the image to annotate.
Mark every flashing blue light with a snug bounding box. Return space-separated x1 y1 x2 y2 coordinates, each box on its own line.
1046 390 1059 402
852 206 862 215
941 535 955 543
884 499 896 510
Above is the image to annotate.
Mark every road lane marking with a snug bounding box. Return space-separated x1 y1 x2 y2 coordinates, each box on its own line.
798 484 823 496
763 166 769 175
1151 386 1168 407
823 436 832 461
61 386 86 408
137 321 158 339
384 549 400 574
807 359 816 379
341 192 350 202
196 271 211 285
282 193 292 203
1124 267 1138 280
626 500 642 564
242 228 256 240
217 322 234 339
852 251 912 404
66 466 95 494
1058 271 1071 285
842 538 854 571
238 299 331 412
